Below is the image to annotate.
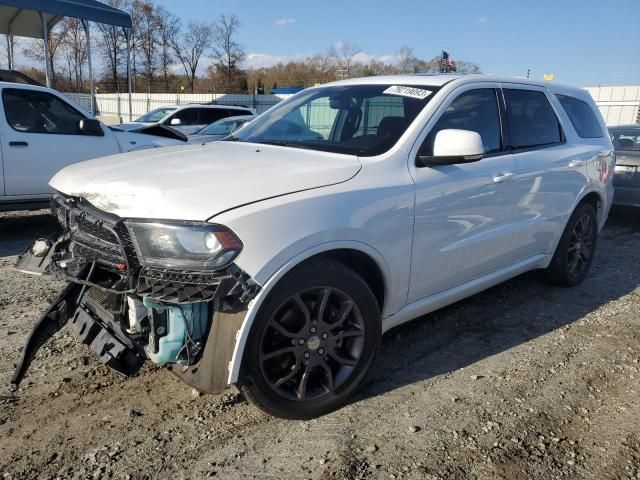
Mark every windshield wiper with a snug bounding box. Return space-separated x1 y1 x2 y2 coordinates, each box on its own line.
257 140 297 147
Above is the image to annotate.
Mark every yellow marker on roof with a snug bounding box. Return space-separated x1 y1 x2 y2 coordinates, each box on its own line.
543 73 554 81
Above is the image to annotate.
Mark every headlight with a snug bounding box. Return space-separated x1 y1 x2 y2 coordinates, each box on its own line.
126 221 243 271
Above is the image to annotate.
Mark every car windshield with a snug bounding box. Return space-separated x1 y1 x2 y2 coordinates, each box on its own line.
198 118 246 136
135 107 176 123
230 84 437 156
611 130 640 151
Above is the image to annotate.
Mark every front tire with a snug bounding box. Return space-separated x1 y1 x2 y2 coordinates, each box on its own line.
240 259 381 419
542 202 598 286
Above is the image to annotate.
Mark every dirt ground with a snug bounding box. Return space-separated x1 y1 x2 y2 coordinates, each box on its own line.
0 208 639 480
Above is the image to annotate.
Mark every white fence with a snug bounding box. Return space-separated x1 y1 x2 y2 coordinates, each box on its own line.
584 86 640 126
64 86 640 127
65 92 288 122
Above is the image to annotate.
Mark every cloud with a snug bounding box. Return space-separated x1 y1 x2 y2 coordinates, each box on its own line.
275 18 296 27
477 17 488 24
243 53 306 69
242 50 403 70
353 52 397 65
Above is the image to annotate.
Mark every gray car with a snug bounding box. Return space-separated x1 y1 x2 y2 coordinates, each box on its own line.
187 115 256 144
610 125 640 207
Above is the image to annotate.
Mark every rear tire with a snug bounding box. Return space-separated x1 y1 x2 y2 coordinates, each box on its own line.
240 259 381 419
541 202 598 287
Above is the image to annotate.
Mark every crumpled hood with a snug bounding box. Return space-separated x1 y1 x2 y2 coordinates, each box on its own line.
50 142 362 221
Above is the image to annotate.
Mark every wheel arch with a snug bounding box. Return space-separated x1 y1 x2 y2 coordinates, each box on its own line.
577 190 605 228
227 241 390 385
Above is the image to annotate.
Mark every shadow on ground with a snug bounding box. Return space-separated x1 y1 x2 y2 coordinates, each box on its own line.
358 205 640 401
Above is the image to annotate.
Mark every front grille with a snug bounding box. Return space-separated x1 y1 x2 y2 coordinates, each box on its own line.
53 194 135 271
76 216 119 244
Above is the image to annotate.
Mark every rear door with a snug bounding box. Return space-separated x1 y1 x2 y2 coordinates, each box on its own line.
502 85 590 255
164 107 231 135
0 87 117 196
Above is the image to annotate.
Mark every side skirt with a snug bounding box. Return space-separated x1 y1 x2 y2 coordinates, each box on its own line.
382 254 551 334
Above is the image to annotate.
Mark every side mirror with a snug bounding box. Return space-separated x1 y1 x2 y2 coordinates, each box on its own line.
169 118 182 126
78 118 104 136
417 129 484 167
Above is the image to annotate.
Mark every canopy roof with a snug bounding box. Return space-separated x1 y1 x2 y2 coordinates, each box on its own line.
0 0 132 38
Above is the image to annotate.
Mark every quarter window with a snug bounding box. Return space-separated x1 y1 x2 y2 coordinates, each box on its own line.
423 88 502 155
3 88 86 134
555 94 603 138
503 89 563 149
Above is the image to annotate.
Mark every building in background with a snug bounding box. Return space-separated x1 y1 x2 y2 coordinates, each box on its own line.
585 85 640 126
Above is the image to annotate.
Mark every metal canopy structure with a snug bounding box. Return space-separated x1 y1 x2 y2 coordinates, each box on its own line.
0 0 133 119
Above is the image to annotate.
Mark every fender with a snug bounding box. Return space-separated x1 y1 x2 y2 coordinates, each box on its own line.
227 240 391 385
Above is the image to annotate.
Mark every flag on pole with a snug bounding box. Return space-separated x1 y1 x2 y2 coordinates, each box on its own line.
441 51 457 73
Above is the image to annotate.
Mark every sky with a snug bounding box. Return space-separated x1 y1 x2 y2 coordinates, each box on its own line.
159 0 640 86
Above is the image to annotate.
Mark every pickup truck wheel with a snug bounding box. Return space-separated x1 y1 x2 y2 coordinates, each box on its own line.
240 260 381 419
541 202 598 287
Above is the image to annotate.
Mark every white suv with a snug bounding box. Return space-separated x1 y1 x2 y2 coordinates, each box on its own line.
13 75 614 419
117 104 256 135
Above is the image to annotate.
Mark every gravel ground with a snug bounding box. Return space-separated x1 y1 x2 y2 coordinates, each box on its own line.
0 207 639 480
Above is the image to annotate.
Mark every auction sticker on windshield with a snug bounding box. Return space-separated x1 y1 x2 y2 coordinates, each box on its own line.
383 86 432 99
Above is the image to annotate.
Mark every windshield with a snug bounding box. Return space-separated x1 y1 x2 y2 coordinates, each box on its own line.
230 84 437 156
611 130 640 151
135 107 177 123
198 118 246 136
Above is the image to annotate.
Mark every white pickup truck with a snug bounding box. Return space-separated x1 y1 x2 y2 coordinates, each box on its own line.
0 81 186 212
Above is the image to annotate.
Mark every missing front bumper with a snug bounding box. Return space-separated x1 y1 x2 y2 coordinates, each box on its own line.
11 237 258 395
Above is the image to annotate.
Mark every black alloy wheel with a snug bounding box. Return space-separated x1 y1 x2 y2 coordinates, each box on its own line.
241 260 380 419
542 202 598 287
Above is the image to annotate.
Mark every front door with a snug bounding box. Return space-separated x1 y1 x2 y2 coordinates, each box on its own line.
0 87 116 196
408 86 521 302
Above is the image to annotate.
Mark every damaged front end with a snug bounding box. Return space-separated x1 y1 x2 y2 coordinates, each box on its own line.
11 193 259 394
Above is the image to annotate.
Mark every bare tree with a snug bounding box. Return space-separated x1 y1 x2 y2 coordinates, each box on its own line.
60 18 88 91
134 0 160 92
156 6 180 91
22 21 71 87
328 41 361 78
170 21 213 92
2 34 19 69
211 14 245 91
397 46 417 73
96 0 129 91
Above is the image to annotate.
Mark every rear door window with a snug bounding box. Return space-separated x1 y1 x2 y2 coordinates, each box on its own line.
555 94 603 138
503 89 563 150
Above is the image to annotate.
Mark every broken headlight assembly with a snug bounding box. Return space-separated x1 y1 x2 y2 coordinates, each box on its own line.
126 221 243 271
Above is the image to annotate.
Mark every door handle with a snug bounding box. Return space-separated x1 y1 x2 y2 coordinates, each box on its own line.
9 141 28 148
493 173 515 183
568 160 585 168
